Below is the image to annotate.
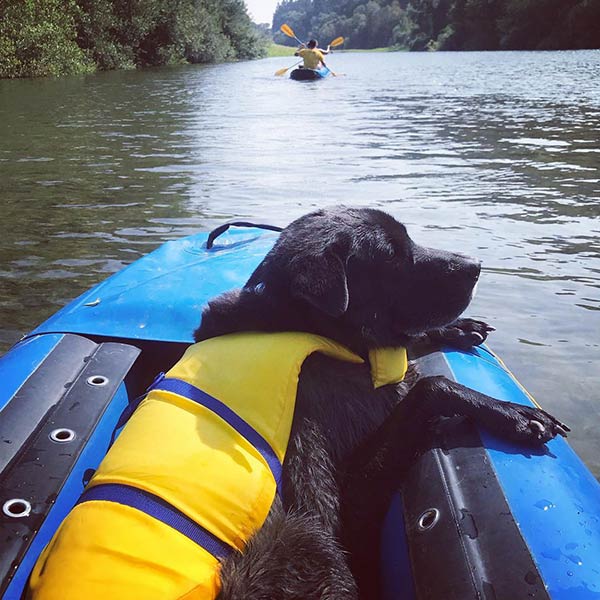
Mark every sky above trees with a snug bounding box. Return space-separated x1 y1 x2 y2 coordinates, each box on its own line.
245 0 277 24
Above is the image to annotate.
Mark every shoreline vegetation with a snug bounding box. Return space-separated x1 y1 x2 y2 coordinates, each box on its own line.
2 0 598 79
0 0 268 79
273 0 600 53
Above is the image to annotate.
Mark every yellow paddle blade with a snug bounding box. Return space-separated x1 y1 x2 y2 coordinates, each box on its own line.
275 60 302 77
280 24 296 39
330 36 344 47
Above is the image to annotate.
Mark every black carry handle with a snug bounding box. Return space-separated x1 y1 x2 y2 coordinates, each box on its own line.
206 221 283 249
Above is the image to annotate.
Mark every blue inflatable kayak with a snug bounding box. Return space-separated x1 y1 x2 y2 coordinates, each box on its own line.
290 66 330 80
1 225 599 599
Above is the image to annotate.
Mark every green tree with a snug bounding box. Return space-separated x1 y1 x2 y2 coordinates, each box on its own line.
1 0 266 78
270 0 600 51
0 0 93 78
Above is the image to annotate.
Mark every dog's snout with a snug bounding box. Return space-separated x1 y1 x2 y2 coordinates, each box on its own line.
450 252 480 281
464 257 481 282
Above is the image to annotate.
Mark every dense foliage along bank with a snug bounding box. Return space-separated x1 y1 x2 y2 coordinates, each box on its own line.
272 0 600 51
0 0 267 79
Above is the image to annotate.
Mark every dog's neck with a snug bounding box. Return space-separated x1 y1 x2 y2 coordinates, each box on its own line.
196 309 408 388
194 287 387 358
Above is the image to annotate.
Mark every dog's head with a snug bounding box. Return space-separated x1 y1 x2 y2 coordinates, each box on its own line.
196 206 480 351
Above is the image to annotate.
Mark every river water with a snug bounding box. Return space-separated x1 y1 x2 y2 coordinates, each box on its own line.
1 50 599 473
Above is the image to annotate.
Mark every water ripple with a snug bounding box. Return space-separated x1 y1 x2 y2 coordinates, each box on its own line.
0 50 599 473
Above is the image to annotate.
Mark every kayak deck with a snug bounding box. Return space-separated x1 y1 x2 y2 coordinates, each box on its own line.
1 226 600 599
290 66 330 80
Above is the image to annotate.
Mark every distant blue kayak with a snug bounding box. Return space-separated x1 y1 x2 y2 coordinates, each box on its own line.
290 66 330 81
1 223 600 599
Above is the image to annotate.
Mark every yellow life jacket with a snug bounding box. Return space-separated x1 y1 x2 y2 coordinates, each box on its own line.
28 332 407 600
298 48 324 70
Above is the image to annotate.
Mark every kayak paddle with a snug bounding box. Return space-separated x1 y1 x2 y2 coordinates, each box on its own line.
326 38 344 75
280 24 304 45
275 61 302 77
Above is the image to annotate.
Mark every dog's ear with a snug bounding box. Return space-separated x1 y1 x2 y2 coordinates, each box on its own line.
290 252 349 317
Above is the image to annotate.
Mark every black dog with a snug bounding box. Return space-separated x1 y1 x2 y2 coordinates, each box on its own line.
194 206 568 599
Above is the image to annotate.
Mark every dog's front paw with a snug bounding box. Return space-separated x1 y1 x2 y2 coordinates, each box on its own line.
429 318 495 350
491 402 570 445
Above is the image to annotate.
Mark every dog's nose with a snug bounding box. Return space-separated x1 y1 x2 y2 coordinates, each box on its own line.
452 253 481 282
466 258 481 282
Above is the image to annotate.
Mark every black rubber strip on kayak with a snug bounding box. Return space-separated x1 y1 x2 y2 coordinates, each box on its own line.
400 351 550 600
0 335 140 595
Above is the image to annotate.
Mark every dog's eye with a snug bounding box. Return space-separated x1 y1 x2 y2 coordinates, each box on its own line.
379 250 401 267
375 247 395 263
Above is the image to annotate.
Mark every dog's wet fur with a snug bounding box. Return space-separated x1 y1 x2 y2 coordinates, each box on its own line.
194 206 569 599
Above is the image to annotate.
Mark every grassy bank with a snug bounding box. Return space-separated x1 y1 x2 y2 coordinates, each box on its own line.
341 46 402 52
267 43 296 57
266 43 405 57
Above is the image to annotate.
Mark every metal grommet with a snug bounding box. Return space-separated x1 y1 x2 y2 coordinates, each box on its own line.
49 428 76 443
86 375 109 387
3 498 32 518
417 508 440 532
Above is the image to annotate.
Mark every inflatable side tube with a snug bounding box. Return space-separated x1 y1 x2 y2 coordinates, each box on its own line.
0 334 140 597
447 347 600 600
382 347 600 600
383 350 550 599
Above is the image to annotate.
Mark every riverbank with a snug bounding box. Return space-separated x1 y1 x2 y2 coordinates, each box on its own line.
267 43 296 57
267 43 403 57
0 0 267 79
342 46 402 52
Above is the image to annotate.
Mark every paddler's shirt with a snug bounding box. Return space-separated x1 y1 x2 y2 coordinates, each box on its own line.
296 48 324 70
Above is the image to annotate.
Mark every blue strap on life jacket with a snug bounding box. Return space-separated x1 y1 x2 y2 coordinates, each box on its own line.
152 377 283 491
77 483 234 559
86 374 283 559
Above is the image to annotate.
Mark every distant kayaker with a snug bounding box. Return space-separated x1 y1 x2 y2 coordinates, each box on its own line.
295 39 329 70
